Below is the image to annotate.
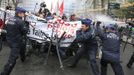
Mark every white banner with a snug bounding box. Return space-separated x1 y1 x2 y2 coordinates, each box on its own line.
0 10 82 47
26 15 82 46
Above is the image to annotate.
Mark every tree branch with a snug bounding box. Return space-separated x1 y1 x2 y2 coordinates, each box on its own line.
0 0 2 6
12 0 18 8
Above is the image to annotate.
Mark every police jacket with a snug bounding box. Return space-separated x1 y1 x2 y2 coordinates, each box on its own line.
97 27 120 62
6 16 28 43
75 27 97 47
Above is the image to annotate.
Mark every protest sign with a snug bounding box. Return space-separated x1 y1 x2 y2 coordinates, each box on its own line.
26 15 81 46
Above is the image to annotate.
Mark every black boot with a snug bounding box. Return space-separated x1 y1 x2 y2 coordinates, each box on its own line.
127 63 132 68
0 72 4 75
67 57 77 68
127 53 134 68
20 55 26 62
67 63 76 68
0 63 15 75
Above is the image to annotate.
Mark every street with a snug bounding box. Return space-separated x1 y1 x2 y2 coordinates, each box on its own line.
0 42 134 75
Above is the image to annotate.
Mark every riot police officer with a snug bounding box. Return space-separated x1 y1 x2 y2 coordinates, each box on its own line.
96 23 124 75
67 19 100 75
127 21 134 68
0 7 28 75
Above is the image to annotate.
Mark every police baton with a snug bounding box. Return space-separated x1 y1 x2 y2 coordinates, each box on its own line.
123 28 132 52
123 35 129 52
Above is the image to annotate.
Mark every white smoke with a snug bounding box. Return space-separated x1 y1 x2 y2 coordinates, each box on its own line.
95 15 115 23
95 14 117 26
94 14 126 27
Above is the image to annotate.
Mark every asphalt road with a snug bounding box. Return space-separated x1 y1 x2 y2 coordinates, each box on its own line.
0 42 134 75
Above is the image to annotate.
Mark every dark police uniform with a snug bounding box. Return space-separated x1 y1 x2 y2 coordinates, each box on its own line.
127 26 134 68
0 7 28 75
97 24 124 75
68 19 100 75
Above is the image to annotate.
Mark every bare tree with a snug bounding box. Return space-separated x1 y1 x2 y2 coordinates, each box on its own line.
12 0 18 8
101 0 105 8
7 0 10 5
93 0 96 9
0 0 2 6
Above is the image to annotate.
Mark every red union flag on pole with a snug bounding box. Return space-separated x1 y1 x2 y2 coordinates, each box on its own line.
59 0 64 17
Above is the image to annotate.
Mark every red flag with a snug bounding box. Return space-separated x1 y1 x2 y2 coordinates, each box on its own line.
59 0 64 16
